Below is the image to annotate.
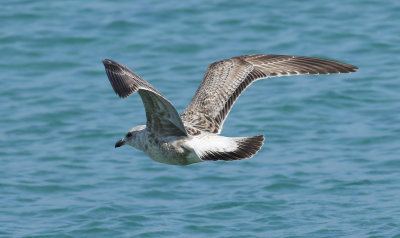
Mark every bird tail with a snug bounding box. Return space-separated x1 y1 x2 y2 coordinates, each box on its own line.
199 135 265 161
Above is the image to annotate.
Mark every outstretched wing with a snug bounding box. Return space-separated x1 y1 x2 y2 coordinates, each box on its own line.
103 59 187 137
181 54 358 134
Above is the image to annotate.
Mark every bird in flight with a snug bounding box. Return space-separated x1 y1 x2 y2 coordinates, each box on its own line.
103 54 357 165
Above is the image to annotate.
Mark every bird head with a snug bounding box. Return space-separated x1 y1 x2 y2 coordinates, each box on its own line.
115 125 146 149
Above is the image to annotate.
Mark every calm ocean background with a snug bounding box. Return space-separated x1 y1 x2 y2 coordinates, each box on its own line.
1 0 400 237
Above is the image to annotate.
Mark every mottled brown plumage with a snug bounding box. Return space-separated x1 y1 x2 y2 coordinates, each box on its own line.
181 54 358 134
103 54 357 165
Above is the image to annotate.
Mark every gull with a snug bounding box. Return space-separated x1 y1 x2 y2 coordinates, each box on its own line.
103 54 357 165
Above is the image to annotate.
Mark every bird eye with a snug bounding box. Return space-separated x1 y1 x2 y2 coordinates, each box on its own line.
126 132 132 137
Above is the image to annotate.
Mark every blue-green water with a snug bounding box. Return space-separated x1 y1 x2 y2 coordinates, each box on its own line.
1 0 400 237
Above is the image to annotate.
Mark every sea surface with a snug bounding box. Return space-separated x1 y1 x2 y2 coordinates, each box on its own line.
1 0 400 237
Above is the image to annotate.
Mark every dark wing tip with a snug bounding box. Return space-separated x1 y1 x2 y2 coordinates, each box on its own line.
338 61 358 72
343 64 358 73
102 59 112 65
350 64 359 71
102 59 125 73
102 59 121 67
102 59 138 98
293 56 358 75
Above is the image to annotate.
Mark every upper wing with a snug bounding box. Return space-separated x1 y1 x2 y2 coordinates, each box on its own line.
181 54 358 134
103 59 187 137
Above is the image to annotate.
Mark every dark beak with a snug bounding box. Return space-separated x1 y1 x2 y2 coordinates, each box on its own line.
115 139 125 148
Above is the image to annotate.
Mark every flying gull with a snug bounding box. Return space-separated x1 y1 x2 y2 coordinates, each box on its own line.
103 54 357 165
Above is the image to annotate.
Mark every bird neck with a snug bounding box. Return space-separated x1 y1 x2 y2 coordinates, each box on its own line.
131 129 149 151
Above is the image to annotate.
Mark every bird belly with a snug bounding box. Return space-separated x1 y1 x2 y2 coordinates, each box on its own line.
143 137 203 165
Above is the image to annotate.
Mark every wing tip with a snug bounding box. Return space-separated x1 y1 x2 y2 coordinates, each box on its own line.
102 59 130 72
102 58 117 66
341 64 358 74
102 59 113 66
102 59 136 99
102 59 125 71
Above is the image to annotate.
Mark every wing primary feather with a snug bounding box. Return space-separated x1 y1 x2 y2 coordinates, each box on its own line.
182 54 358 134
103 59 188 136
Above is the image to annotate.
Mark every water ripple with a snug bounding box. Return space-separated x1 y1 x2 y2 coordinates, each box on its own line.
1 0 400 237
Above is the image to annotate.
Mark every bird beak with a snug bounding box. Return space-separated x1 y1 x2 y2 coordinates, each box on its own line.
115 139 125 148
